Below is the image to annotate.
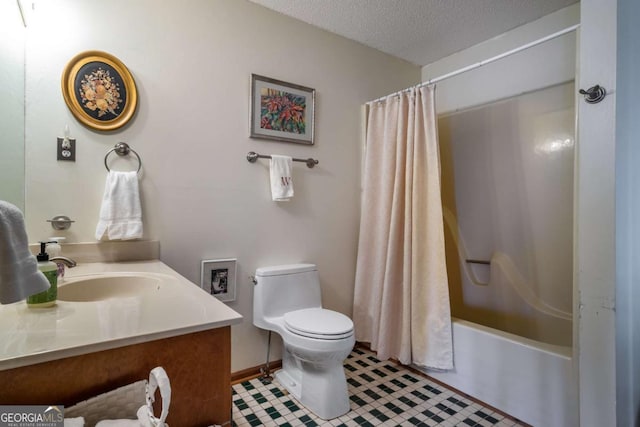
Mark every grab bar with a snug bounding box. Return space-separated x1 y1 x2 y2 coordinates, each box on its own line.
466 259 491 265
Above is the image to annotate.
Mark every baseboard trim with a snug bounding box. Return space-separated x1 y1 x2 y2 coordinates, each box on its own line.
231 360 283 384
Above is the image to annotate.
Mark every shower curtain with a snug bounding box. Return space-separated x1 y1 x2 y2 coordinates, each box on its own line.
353 85 453 370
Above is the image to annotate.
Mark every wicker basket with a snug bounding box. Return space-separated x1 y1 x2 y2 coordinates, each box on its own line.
64 367 172 427
64 380 147 427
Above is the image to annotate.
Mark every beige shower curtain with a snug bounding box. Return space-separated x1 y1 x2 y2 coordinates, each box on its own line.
353 85 453 370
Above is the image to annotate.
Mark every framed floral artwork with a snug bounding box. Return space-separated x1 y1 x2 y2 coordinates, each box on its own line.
61 51 138 131
250 74 315 145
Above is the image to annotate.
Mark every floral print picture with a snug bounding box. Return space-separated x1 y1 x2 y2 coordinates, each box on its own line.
62 51 137 131
75 62 128 121
251 74 315 145
260 88 306 134
78 66 123 118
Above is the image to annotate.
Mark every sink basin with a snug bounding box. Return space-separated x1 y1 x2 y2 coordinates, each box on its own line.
57 275 161 302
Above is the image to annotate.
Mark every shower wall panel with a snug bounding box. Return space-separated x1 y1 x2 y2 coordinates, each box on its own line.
439 82 575 346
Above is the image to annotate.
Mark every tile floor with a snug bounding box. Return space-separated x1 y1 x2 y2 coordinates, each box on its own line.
232 347 527 426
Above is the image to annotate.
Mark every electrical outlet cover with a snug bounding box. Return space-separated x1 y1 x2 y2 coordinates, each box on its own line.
57 137 76 161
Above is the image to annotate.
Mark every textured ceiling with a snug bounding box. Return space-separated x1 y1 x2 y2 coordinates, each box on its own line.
247 0 578 66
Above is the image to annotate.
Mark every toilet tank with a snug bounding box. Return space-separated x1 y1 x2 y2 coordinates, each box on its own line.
253 264 322 329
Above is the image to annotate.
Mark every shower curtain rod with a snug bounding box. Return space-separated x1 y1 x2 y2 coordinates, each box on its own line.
366 24 580 104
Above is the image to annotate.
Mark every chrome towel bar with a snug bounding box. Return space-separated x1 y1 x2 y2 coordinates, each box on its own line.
246 151 318 168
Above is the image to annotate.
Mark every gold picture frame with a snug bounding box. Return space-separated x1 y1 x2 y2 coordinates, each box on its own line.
61 51 138 131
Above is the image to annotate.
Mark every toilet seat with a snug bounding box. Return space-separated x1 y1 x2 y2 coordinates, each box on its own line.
284 308 354 340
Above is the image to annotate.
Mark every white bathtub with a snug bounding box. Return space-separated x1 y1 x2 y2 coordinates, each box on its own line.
418 318 577 427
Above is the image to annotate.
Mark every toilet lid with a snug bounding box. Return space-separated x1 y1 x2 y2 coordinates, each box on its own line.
284 308 354 340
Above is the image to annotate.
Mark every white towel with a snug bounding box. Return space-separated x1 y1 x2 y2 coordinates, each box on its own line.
269 155 294 201
95 365 170 427
95 171 143 240
64 418 85 427
95 419 139 427
94 406 166 427
0 201 51 304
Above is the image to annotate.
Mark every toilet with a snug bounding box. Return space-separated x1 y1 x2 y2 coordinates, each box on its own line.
253 264 355 420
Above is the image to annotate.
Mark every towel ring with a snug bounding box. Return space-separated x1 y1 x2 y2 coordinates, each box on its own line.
104 142 142 173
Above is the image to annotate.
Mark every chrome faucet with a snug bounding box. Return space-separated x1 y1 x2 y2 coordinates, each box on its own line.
50 256 77 281
50 256 77 268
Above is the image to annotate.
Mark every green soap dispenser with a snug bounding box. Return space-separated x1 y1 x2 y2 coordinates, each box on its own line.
27 242 58 308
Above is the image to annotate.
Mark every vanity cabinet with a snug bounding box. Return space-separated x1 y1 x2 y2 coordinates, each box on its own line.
0 257 242 426
0 327 231 426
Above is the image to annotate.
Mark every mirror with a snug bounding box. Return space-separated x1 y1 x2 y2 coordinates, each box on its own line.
0 1 26 211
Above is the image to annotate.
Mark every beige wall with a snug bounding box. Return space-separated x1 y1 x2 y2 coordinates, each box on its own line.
23 0 419 370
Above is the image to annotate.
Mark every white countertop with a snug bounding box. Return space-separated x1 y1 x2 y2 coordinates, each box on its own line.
0 260 243 371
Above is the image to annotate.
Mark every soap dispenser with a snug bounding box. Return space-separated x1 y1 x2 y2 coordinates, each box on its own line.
27 242 58 308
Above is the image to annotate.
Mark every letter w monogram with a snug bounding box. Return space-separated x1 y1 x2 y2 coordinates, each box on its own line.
281 176 292 186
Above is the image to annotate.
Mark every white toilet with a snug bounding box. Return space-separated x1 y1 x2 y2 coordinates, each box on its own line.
253 263 355 420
